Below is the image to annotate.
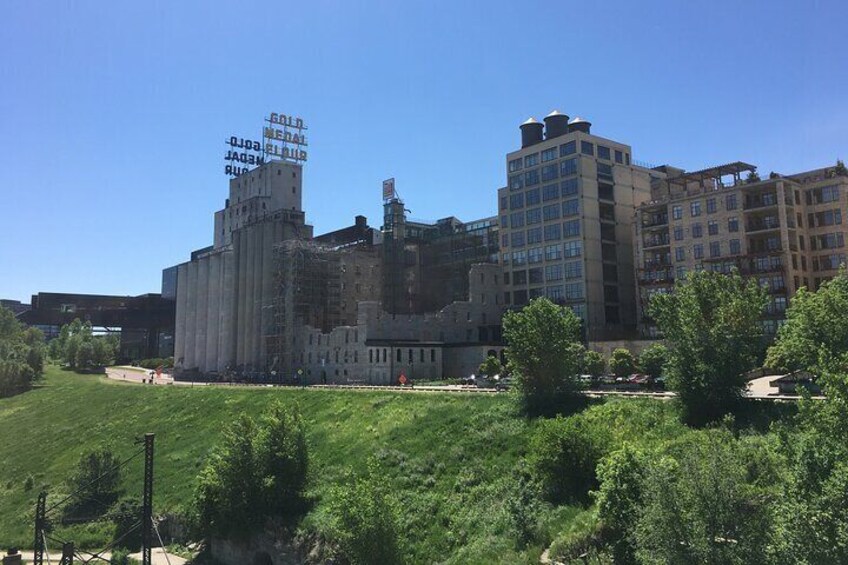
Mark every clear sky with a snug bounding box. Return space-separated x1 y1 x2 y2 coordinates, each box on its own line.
2 0 847 303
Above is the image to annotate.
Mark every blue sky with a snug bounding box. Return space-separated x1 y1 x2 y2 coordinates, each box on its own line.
2 0 847 303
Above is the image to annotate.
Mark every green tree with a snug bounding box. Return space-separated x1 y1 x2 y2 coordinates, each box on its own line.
0 306 45 397
594 443 647 564
582 350 606 378
608 348 636 379
502 298 584 412
327 463 405 565
649 270 767 426
639 343 669 379
745 171 761 183
65 447 123 521
766 269 848 373
478 355 502 378
194 402 308 538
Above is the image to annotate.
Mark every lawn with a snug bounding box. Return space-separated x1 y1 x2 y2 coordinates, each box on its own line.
0 366 584 563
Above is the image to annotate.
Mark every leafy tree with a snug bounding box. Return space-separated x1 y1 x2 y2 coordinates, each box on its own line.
502 298 584 412
594 444 647 564
327 463 405 565
0 306 45 397
65 448 123 521
194 402 308 538
582 349 606 378
608 348 636 378
51 319 118 370
478 355 502 378
766 269 848 373
528 415 608 505
108 498 143 551
830 158 847 178
649 270 767 426
745 171 761 183
639 343 668 379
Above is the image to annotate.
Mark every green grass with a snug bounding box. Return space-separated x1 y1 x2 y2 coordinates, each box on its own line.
0 366 581 562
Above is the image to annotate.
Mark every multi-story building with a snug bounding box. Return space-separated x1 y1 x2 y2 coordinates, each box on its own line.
635 162 848 336
498 111 655 340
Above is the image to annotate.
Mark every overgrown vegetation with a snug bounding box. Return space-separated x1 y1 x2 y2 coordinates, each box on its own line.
0 305 45 397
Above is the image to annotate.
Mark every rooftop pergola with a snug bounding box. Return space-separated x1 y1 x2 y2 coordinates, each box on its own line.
668 161 757 189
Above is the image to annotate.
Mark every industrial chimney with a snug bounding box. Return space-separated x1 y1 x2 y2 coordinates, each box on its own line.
519 118 544 148
544 110 570 139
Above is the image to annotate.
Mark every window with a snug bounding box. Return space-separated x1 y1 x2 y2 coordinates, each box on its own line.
541 147 557 162
526 188 541 205
726 193 737 210
693 244 704 259
564 260 582 279
546 285 564 301
581 141 594 155
509 174 522 190
561 178 578 196
501 234 508 248
615 150 623 164
500 196 508 210
526 207 541 224
544 223 561 241
545 244 562 260
565 282 584 300
598 182 614 201
529 267 544 284
527 246 542 263
560 140 576 156
543 204 560 221
527 227 542 244
730 239 741 255
562 199 580 216
597 145 611 160
675 247 685 261
510 211 524 228
541 164 558 181
511 232 525 247
710 241 721 258
512 250 526 265
524 169 539 186
545 264 563 281
513 270 527 284
509 193 524 209
692 223 703 238
560 158 578 176
673 226 684 241
563 240 582 257
529 287 544 300
508 158 522 172
672 205 683 220
563 219 580 237
542 184 559 201
708 220 718 235
691 201 702 216
706 198 717 214
500 215 508 228
524 153 539 167
728 217 739 232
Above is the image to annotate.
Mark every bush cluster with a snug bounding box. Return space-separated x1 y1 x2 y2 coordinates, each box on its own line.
0 306 45 397
134 357 174 370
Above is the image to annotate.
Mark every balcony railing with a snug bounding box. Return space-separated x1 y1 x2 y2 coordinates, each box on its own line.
643 234 670 248
746 218 781 232
744 193 779 210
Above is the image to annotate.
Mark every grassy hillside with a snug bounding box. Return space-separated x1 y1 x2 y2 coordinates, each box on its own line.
0 366 585 562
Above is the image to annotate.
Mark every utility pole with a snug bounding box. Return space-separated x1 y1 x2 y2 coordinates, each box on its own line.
33 490 46 565
141 433 155 565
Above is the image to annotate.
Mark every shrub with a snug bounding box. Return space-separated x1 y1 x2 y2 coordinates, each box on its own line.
594 444 647 564
582 350 606 378
608 348 636 379
327 464 404 565
638 343 668 379
108 498 142 551
529 416 608 505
